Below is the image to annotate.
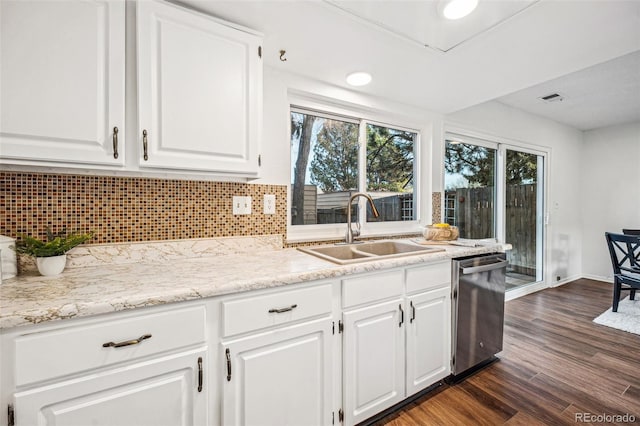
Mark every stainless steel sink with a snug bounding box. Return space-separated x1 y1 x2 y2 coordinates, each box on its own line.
298 241 445 265
356 241 434 256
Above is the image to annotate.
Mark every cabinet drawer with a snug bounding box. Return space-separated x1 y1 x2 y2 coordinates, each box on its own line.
405 261 451 294
222 284 332 337
342 270 404 308
15 306 205 387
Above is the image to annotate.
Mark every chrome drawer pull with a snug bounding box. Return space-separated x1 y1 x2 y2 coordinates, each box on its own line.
102 333 152 348
142 129 149 161
112 126 119 159
197 356 203 392
268 304 298 314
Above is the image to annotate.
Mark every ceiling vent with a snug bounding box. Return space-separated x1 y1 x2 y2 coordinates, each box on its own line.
539 93 564 103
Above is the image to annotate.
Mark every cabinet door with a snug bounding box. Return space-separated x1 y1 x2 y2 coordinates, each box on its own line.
14 348 207 426
343 299 405 425
0 0 125 166
222 318 333 426
137 0 262 175
406 287 451 396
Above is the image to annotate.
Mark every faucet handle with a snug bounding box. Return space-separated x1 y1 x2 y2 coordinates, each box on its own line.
352 222 361 238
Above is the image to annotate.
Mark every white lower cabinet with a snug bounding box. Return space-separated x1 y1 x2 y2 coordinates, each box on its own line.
406 286 451 396
222 318 334 426
2 305 209 426
14 348 207 426
220 282 336 426
342 299 405 425
342 261 452 425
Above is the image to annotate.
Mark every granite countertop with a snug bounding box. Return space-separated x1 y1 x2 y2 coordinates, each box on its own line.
0 236 506 330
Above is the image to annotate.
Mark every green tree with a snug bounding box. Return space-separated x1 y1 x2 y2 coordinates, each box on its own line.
445 142 495 187
445 142 537 186
506 150 537 184
309 120 359 192
366 124 414 192
290 113 316 224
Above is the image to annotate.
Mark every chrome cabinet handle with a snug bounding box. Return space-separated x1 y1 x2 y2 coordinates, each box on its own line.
102 333 152 348
399 304 404 327
410 301 416 323
225 348 232 382
197 357 203 392
142 129 148 161
268 304 297 314
112 126 119 159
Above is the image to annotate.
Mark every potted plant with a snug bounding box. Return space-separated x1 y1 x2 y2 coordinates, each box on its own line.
14 228 93 276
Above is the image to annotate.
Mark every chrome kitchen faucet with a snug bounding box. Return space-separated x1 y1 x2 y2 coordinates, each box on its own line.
344 192 380 244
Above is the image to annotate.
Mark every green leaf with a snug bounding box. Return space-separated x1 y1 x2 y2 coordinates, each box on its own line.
14 229 93 257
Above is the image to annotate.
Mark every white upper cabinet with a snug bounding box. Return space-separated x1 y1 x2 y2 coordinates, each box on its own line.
136 0 262 176
0 0 125 167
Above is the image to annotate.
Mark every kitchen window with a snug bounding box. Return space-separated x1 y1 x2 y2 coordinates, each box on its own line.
290 106 418 239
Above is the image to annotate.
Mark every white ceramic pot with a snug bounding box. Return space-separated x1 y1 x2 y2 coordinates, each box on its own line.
36 255 67 276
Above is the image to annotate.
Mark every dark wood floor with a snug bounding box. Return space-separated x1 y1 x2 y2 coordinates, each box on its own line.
378 279 640 425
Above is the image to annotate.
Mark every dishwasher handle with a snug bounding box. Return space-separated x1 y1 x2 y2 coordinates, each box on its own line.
461 259 508 275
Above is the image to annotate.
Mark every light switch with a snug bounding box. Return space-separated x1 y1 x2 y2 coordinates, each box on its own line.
233 196 252 215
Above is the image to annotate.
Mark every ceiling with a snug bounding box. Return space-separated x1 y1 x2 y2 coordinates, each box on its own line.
495 50 640 131
179 0 640 130
323 0 540 52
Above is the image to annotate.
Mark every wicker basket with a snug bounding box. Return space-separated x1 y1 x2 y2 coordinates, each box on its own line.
423 225 459 241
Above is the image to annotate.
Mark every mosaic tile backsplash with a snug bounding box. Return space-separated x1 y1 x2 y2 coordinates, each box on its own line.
432 192 442 224
0 172 287 244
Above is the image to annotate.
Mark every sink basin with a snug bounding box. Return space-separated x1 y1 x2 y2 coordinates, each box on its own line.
356 241 433 256
301 245 376 262
298 241 444 265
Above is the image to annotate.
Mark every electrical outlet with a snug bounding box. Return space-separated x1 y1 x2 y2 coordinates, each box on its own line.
232 196 252 215
264 194 276 215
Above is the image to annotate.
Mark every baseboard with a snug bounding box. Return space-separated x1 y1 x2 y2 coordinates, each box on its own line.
550 274 584 288
580 274 613 284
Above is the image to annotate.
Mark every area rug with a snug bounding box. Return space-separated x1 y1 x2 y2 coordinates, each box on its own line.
593 296 640 335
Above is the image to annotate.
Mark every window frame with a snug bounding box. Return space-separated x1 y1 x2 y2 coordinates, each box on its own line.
287 96 423 242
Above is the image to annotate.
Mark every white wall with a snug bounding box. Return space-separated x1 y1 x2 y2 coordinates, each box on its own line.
581 122 640 281
444 101 585 285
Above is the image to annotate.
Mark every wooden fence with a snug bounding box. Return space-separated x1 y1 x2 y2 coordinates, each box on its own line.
445 184 538 276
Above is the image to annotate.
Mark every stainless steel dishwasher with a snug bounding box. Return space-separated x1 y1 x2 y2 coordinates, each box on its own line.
451 252 508 381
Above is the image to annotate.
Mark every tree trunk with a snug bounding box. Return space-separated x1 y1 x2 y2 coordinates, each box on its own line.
292 116 315 225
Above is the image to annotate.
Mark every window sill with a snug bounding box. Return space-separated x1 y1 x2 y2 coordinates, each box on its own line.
286 222 423 245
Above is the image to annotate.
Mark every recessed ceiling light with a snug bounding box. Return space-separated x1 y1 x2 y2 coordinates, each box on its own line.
346 72 372 87
442 0 478 20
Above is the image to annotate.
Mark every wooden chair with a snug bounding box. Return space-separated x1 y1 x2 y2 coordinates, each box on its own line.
605 232 640 312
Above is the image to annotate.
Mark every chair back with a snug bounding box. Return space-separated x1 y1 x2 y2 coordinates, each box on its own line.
622 229 640 236
605 232 640 276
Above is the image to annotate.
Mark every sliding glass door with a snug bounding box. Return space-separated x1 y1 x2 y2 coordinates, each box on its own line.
444 134 546 292
503 148 544 289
